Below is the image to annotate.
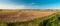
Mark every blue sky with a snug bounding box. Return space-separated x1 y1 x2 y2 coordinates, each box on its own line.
0 0 60 9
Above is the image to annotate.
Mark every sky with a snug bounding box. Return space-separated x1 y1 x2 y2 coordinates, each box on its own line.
0 0 60 9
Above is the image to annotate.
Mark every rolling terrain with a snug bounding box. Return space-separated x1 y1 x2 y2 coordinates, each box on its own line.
0 10 56 23
0 10 59 26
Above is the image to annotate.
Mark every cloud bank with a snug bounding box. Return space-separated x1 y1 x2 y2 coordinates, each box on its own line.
0 0 60 9
0 0 37 9
0 4 27 9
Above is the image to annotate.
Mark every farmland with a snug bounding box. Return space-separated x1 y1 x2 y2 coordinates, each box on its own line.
0 10 60 26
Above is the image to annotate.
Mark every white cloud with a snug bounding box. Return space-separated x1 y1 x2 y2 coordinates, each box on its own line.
0 0 28 9
31 3 36 5
0 0 29 9
0 0 38 9
0 4 28 9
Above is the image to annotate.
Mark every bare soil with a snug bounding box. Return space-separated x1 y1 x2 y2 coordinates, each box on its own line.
0 10 55 23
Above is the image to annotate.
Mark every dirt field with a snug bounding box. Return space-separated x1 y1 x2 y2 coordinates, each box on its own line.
0 10 56 23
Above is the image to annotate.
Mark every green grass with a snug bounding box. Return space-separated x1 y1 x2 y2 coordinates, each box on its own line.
0 12 60 26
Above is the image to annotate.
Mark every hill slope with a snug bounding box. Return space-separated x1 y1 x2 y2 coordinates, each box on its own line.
0 10 55 23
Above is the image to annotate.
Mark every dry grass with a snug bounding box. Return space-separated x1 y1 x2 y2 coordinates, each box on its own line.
0 10 56 23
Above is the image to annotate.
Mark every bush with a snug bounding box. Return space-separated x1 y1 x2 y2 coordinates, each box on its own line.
40 13 60 26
